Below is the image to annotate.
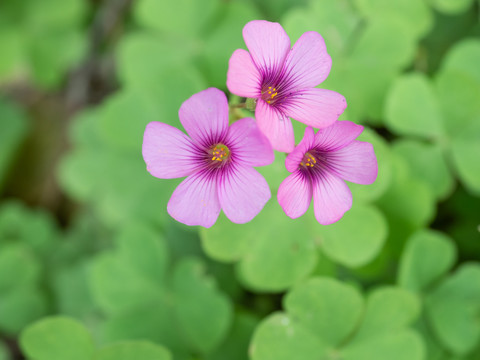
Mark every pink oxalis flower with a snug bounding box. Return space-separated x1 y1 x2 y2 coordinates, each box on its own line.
278 121 378 225
227 20 347 153
142 88 274 228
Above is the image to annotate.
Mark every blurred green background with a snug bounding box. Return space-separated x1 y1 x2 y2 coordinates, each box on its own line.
1 0 480 359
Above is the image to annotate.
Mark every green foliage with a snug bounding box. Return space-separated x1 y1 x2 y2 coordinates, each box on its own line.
0 0 88 88
20 316 172 360
314 204 388 268
398 230 456 293
428 0 474 15
202 1 261 88
1 0 480 359
20 317 95 360
94 342 172 360
353 0 433 39
0 202 60 334
376 153 436 244
451 130 480 196
250 278 424 360
89 223 232 358
282 0 360 58
134 0 220 38
392 140 454 200
426 264 480 356
202 201 318 292
385 73 444 139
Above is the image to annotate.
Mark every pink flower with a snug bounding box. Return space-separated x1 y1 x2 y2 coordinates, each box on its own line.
142 88 274 228
277 121 378 225
227 20 347 153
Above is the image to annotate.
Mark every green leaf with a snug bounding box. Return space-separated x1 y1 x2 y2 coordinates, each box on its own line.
172 258 232 353
202 201 317 292
0 29 26 82
20 317 95 360
392 140 454 200
282 0 360 59
97 90 160 151
0 98 28 189
58 147 176 227
350 287 421 342
451 126 480 195
94 341 171 360
343 330 425 360
398 230 457 293
329 61 396 123
426 263 480 355
116 33 195 93
202 1 260 88
101 300 187 355
116 222 169 285
24 0 88 29
0 201 59 258
67 109 103 147
251 280 425 360
350 20 416 70
250 313 328 360
0 286 47 335
134 0 220 38
442 39 480 83
428 0 474 15
314 204 388 268
0 244 40 292
376 153 436 240
353 0 433 39
256 152 290 193
385 73 444 139
90 252 164 315
52 261 96 318
284 278 364 346
207 312 259 360
435 70 480 136
28 29 87 89
200 212 255 262
236 202 318 292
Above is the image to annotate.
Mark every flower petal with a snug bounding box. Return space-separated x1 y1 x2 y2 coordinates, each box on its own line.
167 171 220 228
283 88 347 129
255 99 295 153
142 122 199 179
328 141 378 185
283 31 332 90
278 171 312 219
225 117 274 167
243 20 291 75
314 120 364 152
312 172 352 225
218 165 271 224
178 88 229 147
285 126 315 173
227 49 262 98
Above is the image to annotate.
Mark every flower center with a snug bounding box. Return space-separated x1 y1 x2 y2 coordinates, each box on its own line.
208 143 231 168
300 152 317 169
261 85 281 105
